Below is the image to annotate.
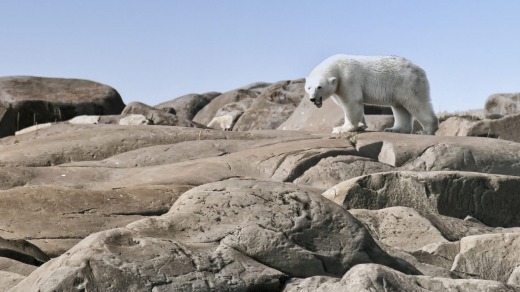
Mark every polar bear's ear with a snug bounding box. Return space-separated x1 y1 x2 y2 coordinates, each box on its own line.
328 77 337 85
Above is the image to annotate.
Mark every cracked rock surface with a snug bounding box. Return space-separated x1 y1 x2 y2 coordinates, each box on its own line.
3 82 520 291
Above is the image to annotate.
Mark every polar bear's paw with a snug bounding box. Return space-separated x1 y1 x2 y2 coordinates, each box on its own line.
384 127 411 134
332 125 363 134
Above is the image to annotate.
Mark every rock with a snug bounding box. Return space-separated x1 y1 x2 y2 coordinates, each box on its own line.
293 155 394 190
1 124 308 167
322 171 520 228
0 76 125 138
452 233 520 283
485 93 520 117
437 114 520 143
233 79 305 131
0 136 353 191
0 236 49 266
155 92 221 121
11 179 418 291
0 257 37 276
121 101 201 127
278 94 344 131
349 207 448 252
0 271 25 292
67 115 100 125
14 123 52 135
66 137 317 168
0 185 190 256
192 88 261 126
284 264 518 292
207 101 249 130
118 114 150 125
417 241 461 270
354 132 520 176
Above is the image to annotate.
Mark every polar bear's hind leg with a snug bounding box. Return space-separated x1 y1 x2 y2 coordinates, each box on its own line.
384 106 413 133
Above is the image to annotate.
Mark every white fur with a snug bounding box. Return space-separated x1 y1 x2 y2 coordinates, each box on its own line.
305 54 439 135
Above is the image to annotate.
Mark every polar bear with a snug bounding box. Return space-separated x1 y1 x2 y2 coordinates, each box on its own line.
305 54 438 135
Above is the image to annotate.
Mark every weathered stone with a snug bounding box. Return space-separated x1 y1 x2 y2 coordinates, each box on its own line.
192 88 260 126
11 179 418 291
437 114 520 142
284 264 517 292
350 207 448 252
293 155 394 190
118 114 150 125
323 171 520 227
0 185 190 256
485 93 520 117
0 124 317 167
121 101 201 127
354 132 520 175
13 123 52 135
0 76 124 138
67 115 100 125
0 257 37 276
233 79 305 131
0 271 25 292
155 92 221 121
452 233 520 283
207 101 249 130
0 237 49 266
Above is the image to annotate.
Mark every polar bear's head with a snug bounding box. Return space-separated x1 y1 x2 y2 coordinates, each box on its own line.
304 76 337 108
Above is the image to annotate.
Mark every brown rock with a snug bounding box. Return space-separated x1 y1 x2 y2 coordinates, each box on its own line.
0 185 190 256
452 233 520 283
485 93 520 117
437 114 520 143
11 179 418 291
354 132 520 175
284 264 518 291
192 88 261 126
0 76 124 138
233 79 305 131
121 101 202 127
323 171 520 228
155 91 221 121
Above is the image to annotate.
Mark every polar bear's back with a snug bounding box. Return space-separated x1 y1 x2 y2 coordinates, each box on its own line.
311 54 422 77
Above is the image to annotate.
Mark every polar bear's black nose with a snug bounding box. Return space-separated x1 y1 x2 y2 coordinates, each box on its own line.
310 97 316 102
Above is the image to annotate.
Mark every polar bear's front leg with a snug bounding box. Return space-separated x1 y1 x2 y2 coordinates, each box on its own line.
331 95 365 133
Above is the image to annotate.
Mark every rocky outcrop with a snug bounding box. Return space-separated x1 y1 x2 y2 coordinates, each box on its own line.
155 91 221 121
4 78 520 291
0 76 125 137
323 171 520 227
11 179 418 291
121 101 202 127
437 114 520 142
485 93 519 117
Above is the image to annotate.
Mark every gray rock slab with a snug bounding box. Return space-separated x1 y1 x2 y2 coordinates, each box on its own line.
11 179 418 291
323 171 520 228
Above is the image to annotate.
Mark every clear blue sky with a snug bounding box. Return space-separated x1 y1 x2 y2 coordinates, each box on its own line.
1 1 519 112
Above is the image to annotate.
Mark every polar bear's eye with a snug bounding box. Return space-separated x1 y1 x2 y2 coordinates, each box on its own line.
317 86 322 90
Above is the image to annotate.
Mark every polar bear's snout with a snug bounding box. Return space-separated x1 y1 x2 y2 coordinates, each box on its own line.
310 96 323 108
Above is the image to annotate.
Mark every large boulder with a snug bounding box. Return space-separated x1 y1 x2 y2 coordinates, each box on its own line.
485 93 520 117
11 179 418 291
437 114 520 142
192 88 261 126
121 101 202 127
452 233 520 284
354 132 520 176
0 185 190 256
322 171 520 228
232 79 305 131
284 264 517 292
349 207 448 252
0 76 125 137
155 92 221 121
